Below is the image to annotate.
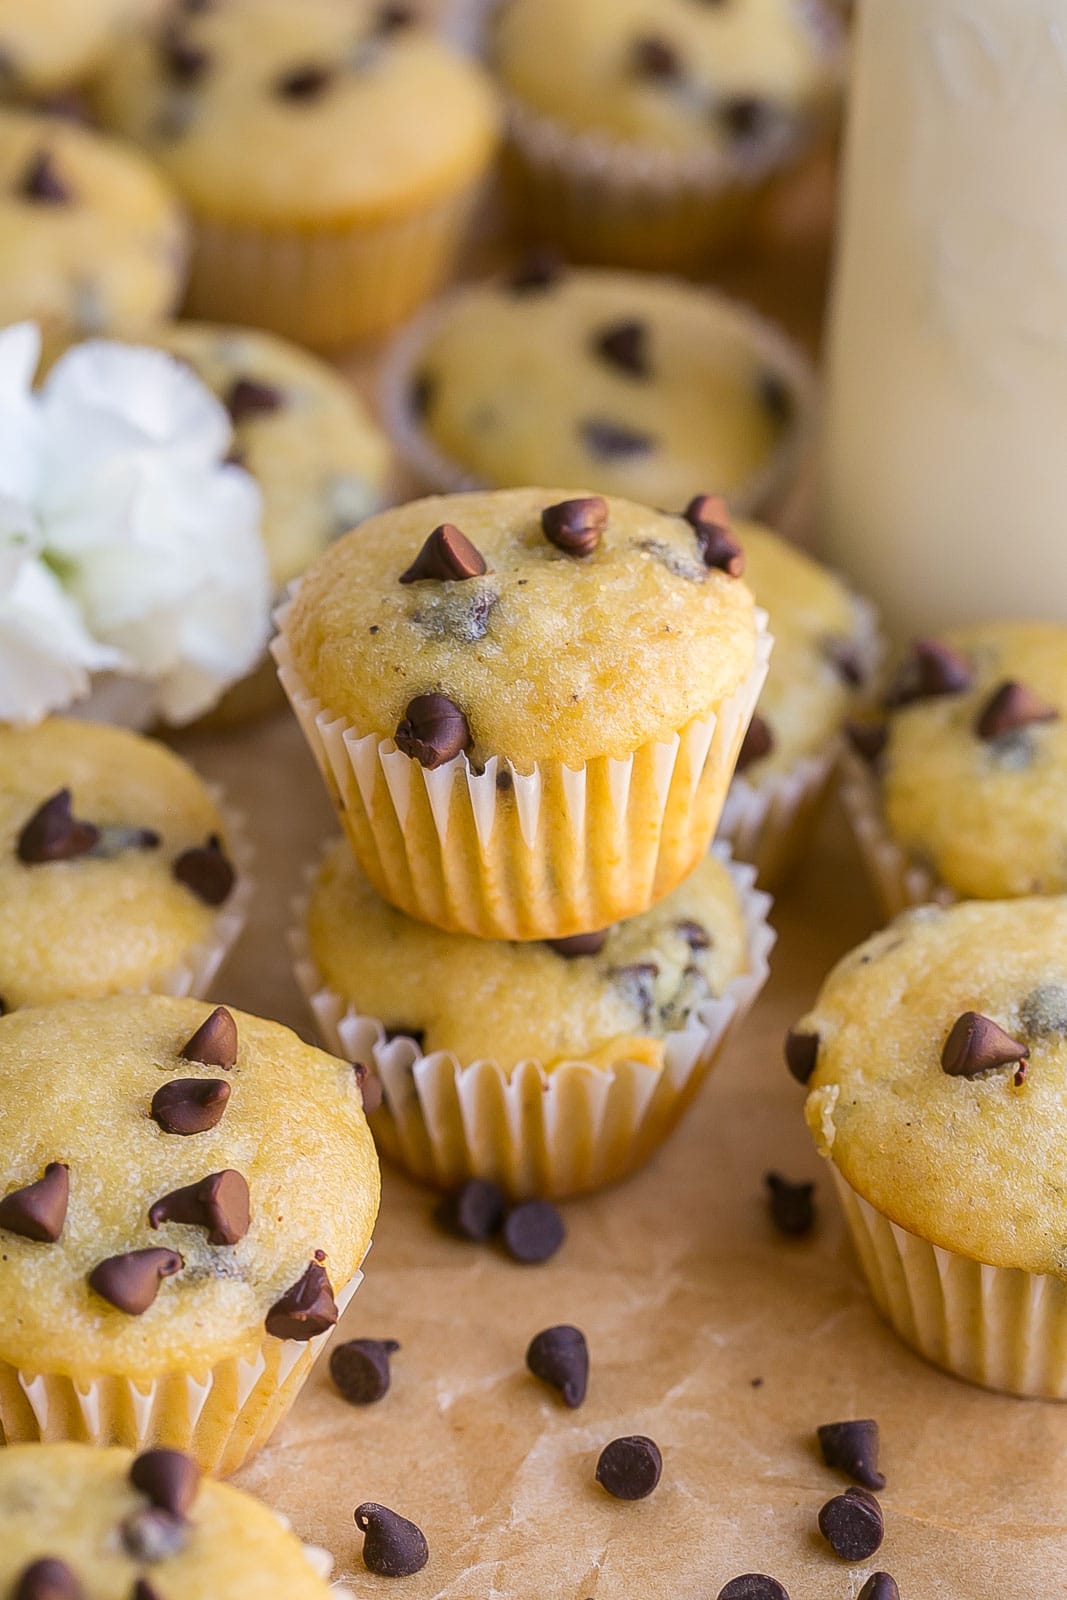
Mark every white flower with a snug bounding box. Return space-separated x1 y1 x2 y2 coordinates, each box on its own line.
0 540 120 724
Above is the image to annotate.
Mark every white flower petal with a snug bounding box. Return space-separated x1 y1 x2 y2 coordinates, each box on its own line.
43 340 233 464
0 322 41 398
0 549 122 723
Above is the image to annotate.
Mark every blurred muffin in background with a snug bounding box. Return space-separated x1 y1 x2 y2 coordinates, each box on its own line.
0 0 153 100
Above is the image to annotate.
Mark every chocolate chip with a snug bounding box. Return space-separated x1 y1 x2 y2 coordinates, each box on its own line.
129 1448 200 1518
173 836 235 906
354 1061 383 1114
503 1199 565 1264
632 34 681 80
784 1028 819 1085
1021 984 1067 1037
13 1559 82 1600
226 376 284 423
718 1579 790 1600
17 790 98 863
826 638 866 688
678 919 710 950
818 1487 884 1562
593 319 651 378
275 62 335 99
400 523 487 583
736 714 774 773
150 1077 230 1135
161 30 209 83
377 4 416 31
508 250 563 293
858 1577 900 1600
538 498 607 561
764 1172 815 1237
149 1168 250 1246
846 721 888 765
330 1337 400 1404
683 494 745 576
817 1419 886 1491
886 638 973 707
941 1011 1029 1079
526 1324 588 1408
435 1177 506 1242
354 1504 429 1578
595 1436 662 1500
720 95 774 142
121 1508 188 1563
0 1162 69 1243
975 680 1059 741
88 1248 183 1314
395 693 471 768
180 1005 238 1069
758 370 794 427
17 150 72 205
410 369 436 418
265 1260 338 1340
580 418 656 460
132 1583 163 1600
547 930 608 957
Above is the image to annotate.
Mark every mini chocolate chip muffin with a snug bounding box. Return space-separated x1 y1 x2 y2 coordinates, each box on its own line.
0 718 249 1010
274 487 770 941
0 106 187 352
295 837 773 1197
93 0 501 347
0 1443 353 1597
491 0 843 270
0 0 150 99
840 621 1067 915
796 896 1067 1397
382 264 815 520
0 994 380 1471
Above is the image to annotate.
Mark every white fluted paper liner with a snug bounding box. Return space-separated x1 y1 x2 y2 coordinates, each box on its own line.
378 278 819 524
832 1171 1067 1399
289 843 774 1200
0 1262 366 1475
839 749 955 921
272 598 772 942
148 791 254 1001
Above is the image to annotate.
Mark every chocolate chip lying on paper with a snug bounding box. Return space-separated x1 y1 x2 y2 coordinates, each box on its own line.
13 1559 82 1600
941 1012 1029 1079
684 494 745 576
541 495 608 558
129 1448 200 1518
886 638 973 707
764 1172 815 1237
818 1487 884 1561
631 34 681 80
846 720 889 766
736 714 774 772
548 929 609 957
18 150 72 205
265 1260 338 1340
330 1337 400 1404
593 319 651 379
121 1507 188 1563
526 1324 588 1408
89 1248 183 1314
504 1199 565 1264
17 790 98 863
173 835 235 906
149 1169 250 1246
226 375 284 423
400 522 487 583
395 693 471 768
180 1005 238 1069
975 679 1059 741
595 1435 662 1500
435 1177 506 1242
718 1578 790 1600
580 417 656 460
0 1161 69 1243
151 1077 230 1135
354 1503 429 1578
784 1027 819 1084
858 1576 900 1600
275 62 335 99
817 1419 886 1491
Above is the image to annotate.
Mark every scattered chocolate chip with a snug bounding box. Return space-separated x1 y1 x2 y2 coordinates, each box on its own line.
858 1577 900 1600
17 150 72 205
784 1028 819 1085
580 418 656 460
593 319 651 378
395 693 471 768
678 919 710 950
410 369 436 418
377 4 416 31
88 824 160 858
173 835 235 906
161 30 210 83
354 1061 383 1115
818 1487 884 1562
13 1559 81 1600
400 523 487 583
975 680 1059 741
846 721 888 765
720 95 774 142
886 639 973 707
330 1337 400 1404
88 1248 183 1315
275 62 335 99
508 250 563 293
632 34 681 80
826 638 866 688
526 1324 588 1408
129 1448 200 1518
17 790 98 863
718 1579 790 1600
149 1168 250 1246
180 1005 238 1070
226 375 284 423
547 930 608 957
764 1172 815 1237
736 714 774 773
684 494 745 576
354 1503 429 1578
595 1436 662 1500
758 370 794 427
435 1178 506 1242
941 1011 1029 1079
121 1507 188 1564
150 1077 230 1135
503 1199 565 1264
265 1260 338 1340
1021 983 1067 1037
541 495 608 559
817 1419 886 1491
0 1161 69 1243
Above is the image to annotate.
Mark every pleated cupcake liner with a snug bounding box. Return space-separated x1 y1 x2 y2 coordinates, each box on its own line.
838 748 956 920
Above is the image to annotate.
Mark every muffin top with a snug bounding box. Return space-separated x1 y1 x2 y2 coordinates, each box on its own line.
400 267 812 513
0 1444 343 1598
736 521 869 782
284 488 760 768
0 994 379 1378
93 0 501 226
0 0 148 96
152 322 390 589
800 898 1067 1278
0 719 242 1010
0 107 186 343
309 839 749 1071
493 0 841 160
871 621 1067 899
